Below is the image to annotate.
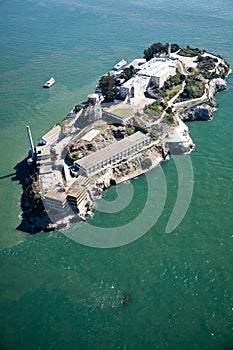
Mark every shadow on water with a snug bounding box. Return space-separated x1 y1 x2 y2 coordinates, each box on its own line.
12 157 52 234
0 172 16 180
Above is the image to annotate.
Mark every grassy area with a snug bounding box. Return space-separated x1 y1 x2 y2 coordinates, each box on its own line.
111 107 133 118
179 46 202 57
57 118 69 127
165 84 183 98
180 79 205 100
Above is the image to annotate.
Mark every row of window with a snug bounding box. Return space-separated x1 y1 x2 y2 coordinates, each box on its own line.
84 138 150 175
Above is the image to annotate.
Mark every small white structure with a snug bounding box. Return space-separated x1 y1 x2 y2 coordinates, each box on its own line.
38 125 61 146
114 59 127 71
43 77 56 88
88 93 99 105
125 58 146 70
81 129 100 142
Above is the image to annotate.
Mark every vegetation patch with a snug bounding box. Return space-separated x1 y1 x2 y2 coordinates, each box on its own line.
125 125 134 136
120 66 136 81
164 109 175 125
111 107 133 118
98 73 118 101
141 158 152 170
153 73 184 99
144 101 163 119
180 78 205 100
144 42 180 61
57 118 69 127
179 45 203 57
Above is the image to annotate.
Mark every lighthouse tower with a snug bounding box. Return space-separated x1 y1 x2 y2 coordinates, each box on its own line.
168 42 171 58
26 125 35 159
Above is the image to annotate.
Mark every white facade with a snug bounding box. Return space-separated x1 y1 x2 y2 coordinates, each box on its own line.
120 76 150 99
44 191 68 212
138 57 177 88
119 57 177 98
75 132 151 177
150 65 176 88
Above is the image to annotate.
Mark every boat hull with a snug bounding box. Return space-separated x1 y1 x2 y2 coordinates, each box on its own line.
43 77 55 88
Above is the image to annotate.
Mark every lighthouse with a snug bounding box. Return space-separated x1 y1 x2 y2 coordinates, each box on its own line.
26 125 35 159
168 42 171 58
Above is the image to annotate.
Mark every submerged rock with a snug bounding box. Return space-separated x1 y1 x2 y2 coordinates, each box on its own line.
121 293 132 307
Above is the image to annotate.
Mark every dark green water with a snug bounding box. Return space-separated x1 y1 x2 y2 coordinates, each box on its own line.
0 1 232 349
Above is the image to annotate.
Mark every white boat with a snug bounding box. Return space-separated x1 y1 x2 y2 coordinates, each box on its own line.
43 77 55 88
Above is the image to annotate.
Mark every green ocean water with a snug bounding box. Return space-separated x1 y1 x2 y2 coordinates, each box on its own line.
0 0 232 349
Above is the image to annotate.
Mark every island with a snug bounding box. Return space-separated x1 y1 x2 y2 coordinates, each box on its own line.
20 42 231 233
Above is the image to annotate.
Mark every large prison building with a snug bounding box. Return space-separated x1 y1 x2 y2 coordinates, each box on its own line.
75 131 150 177
119 57 176 98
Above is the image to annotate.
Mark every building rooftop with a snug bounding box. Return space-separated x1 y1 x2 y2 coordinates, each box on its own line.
75 131 149 170
45 190 66 202
66 176 89 197
81 129 100 142
138 57 176 77
121 75 150 89
113 59 127 70
126 58 146 69
40 125 61 143
40 168 64 193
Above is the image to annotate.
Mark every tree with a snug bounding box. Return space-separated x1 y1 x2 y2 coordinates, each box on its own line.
125 126 134 136
144 42 180 61
122 66 136 81
141 158 152 170
98 73 118 101
144 42 164 61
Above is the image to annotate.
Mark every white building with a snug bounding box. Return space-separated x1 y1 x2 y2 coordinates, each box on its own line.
38 125 62 146
44 191 68 212
119 57 177 98
125 58 146 70
113 59 127 71
137 57 177 88
75 131 150 177
120 75 150 99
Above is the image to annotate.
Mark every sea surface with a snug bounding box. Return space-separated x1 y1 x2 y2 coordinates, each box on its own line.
0 0 233 349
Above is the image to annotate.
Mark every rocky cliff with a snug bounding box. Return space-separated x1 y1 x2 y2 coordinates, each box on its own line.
180 103 215 121
179 78 227 122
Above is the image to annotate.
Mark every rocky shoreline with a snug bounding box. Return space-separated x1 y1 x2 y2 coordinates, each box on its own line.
179 78 228 122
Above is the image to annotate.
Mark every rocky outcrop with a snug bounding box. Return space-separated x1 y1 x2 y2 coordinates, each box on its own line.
180 103 215 122
209 78 227 96
178 77 227 122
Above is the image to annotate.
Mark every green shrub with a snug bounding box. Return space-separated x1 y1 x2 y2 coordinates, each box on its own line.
125 126 134 136
165 114 175 124
141 158 152 170
72 153 79 161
